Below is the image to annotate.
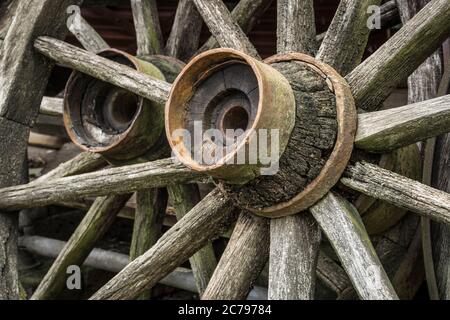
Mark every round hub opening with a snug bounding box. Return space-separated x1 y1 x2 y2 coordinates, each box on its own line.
103 89 139 132
220 105 249 134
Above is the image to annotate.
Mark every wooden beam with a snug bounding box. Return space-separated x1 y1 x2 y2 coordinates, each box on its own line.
130 189 167 299
0 0 83 299
317 0 382 76
39 97 63 117
0 158 204 211
168 184 217 296
342 161 450 225
346 0 450 111
355 95 450 152
192 0 260 58
277 0 316 55
269 214 321 299
34 37 172 105
90 189 236 300
68 14 109 53
131 0 163 56
202 211 269 300
197 0 273 54
165 0 203 62
310 192 399 300
31 194 132 300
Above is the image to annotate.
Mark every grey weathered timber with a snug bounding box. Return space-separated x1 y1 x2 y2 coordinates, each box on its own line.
32 152 107 184
0 158 204 211
197 0 273 54
277 0 316 55
202 211 269 300
0 0 83 300
168 184 217 295
192 0 260 58
346 0 450 111
130 189 167 299
317 0 382 76
355 95 450 152
131 0 163 56
39 97 63 117
310 192 399 300
0 0 19 49
342 162 450 225
31 194 131 300
269 214 321 300
396 0 443 300
34 37 171 105
90 189 236 300
165 0 203 61
68 15 109 53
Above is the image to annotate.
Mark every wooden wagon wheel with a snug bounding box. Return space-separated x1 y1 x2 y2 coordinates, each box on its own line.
0 0 450 301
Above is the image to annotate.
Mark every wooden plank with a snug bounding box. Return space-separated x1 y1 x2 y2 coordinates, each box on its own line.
39 97 64 117
197 0 273 54
346 0 450 111
165 0 203 62
269 214 321 299
342 161 450 225
130 188 167 299
90 189 236 300
317 0 382 75
168 184 217 296
31 194 132 299
192 0 260 58
310 192 399 300
277 0 316 55
28 132 64 149
0 158 204 211
202 211 269 300
68 14 109 53
131 0 163 56
355 95 450 152
34 37 172 105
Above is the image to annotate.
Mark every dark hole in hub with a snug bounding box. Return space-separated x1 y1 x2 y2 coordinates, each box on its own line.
221 105 249 134
103 88 139 132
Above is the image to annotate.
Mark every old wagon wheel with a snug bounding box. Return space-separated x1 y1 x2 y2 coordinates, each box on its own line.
1 0 450 300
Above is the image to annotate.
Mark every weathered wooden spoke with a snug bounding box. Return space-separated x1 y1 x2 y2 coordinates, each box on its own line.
131 0 163 56
0 158 204 211
355 95 450 152
68 14 109 53
342 162 450 225
310 193 399 300
90 189 236 300
317 0 381 75
346 0 450 111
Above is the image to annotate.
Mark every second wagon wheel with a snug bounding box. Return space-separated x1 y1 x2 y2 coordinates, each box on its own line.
1 0 450 300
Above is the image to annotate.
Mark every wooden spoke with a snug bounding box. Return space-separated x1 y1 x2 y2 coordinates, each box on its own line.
90 189 237 300
346 0 450 111
0 0 83 299
34 37 172 105
317 0 381 75
277 0 316 55
192 0 260 58
168 184 217 296
310 192 399 300
130 189 168 299
32 152 107 184
31 194 132 300
131 0 163 56
355 95 450 152
342 162 450 225
68 14 109 53
165 0 203 61
0 158 204 211
202 211 269 300
269 214 321 300
197 0 273 54
39 97 63 116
